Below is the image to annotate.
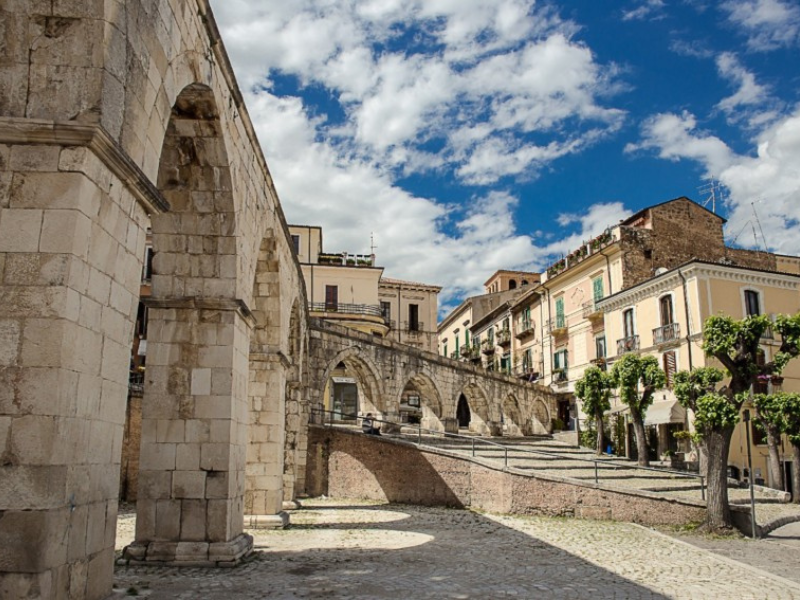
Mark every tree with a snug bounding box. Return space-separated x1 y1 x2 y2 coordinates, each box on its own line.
751 390 785 490
575 366 613 455
678 313 800 530
610 354 666 467
754 392 800 504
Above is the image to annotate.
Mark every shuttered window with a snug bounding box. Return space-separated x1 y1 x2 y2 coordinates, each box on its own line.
663 351 677 388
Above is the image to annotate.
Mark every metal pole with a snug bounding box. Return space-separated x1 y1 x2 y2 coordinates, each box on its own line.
700 476 705 501
418 424 422 446
594 461 598 485
505 447 508 467
744 410 758 539
472 438 476 457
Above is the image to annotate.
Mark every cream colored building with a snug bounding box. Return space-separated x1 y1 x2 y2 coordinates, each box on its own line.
379 278 441 352
598 260 800 484
289 225 388 337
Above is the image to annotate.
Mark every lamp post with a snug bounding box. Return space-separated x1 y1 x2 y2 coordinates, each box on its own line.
743 409 758 539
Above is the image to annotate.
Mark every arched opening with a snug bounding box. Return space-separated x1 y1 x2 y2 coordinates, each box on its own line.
319 350 384 422
509 279 517 290
531 398 551 435
502 394 526 436
456 394 471 428
399 374 444 430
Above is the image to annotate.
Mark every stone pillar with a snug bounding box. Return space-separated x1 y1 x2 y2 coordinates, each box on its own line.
0 145 148 599
123 299 253 565
244 352 289 527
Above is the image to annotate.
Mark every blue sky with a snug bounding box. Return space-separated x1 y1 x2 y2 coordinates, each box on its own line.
210 0 800 313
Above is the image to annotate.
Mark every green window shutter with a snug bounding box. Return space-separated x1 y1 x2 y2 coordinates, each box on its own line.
555 297 565 328
593 277 604 301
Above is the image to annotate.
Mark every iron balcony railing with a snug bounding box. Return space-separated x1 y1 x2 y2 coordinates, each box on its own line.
403 321 424 333
515 319 535 339
496 329 512 346
309 302 384 320
552 368 568 384
317 252 374 267
548 316 567 333
129 371 144 397
582 300 603 319
653 322 680 345
481 339 495 354
617 334 640 355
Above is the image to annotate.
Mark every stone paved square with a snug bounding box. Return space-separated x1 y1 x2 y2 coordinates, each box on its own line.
113 499 800 599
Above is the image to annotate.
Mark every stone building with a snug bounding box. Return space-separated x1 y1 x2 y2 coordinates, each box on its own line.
378 277 441 353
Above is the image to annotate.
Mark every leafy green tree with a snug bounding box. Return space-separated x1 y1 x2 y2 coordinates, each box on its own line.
675 313 800 530
610 354 666 467
754 392 800 504
575 366 613 455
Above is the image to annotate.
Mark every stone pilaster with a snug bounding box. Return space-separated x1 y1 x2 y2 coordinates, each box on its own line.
123 298 253 565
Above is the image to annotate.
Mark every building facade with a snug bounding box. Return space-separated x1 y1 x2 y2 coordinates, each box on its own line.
379 277 441 352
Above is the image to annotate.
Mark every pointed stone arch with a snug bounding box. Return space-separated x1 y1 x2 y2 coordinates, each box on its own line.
502 394 527 436
455 380 492 434
398 373 445 431
134 81 252 564
318 347 385 417
531 397 552 435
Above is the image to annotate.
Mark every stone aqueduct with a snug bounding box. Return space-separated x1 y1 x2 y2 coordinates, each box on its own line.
0 1 556 598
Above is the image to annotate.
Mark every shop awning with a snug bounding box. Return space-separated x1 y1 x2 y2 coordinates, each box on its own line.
644 400 686 426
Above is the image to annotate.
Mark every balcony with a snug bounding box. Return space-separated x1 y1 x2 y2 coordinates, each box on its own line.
310 302 383 318
616 334 640 356
481 339 496 355
464 346 481 362
548 316 567 336
496 329 512 346
403 321 424 334
552 368 569 386
515 319 536 340
317 252 374 267
582 300 604 320
129 371 144 397
653 322 680 345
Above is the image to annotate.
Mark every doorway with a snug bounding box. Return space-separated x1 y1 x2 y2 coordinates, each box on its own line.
456 394 471 428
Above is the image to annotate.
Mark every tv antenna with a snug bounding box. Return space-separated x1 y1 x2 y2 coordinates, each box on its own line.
698 176 725 214
370 232 377 256
751 201 769 252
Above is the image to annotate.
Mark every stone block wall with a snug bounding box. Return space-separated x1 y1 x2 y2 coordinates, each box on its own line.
307 427 707 528
0 143 148 599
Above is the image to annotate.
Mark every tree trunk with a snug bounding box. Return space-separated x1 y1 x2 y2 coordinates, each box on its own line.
596 413 605 456
631 413 649 467
704 426 735 531
793 442 800 504
765 424 784 490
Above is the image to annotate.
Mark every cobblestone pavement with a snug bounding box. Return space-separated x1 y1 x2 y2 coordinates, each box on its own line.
113 498 800 599
667 521 800 586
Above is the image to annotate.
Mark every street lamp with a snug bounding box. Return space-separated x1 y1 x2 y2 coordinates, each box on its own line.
742 409 758 539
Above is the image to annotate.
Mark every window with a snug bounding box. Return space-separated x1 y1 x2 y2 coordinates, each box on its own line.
744 290 761 316
487 328 494 345
509 279 517 290
595 335 606 360
325 285 338 310
623 308 635 338
291 234 300 255
592 276 604 302
455 334 460 358
659 295 674 326
408 304 420 331
442 342 448 356
554 349 568 381
522 348 532 371
142 246 154 282
522 306 532 330
380 301 391 322
663 351 677 388
464 329 470 348
522 279 529 287
502 317 510 331
555 296 565 328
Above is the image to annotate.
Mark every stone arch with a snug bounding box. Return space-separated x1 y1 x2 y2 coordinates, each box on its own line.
455 381 492 434
397 373 445 431
134 80 252 564
531 397 552 435
319 347 385 418
502 394 527 436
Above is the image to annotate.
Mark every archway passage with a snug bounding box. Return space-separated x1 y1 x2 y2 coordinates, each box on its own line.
399 374 444 430
129 83 252 566
502 395 527 436
318 351 384 422
457 394 471 428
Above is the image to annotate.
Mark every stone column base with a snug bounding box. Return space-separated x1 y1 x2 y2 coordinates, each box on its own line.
282 499 303 511
119 533 253 567
245 512 290 529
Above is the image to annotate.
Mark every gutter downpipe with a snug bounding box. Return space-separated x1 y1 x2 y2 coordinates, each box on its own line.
678 268 694 370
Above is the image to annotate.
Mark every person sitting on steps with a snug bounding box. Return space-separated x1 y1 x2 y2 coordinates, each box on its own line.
362 413 381 435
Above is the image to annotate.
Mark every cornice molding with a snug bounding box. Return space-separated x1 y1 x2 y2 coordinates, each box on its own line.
143 296 255 328
0 117 169 215
597 262 800 313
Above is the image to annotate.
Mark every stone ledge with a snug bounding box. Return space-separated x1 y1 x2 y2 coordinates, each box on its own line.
245 512 290 529
119 533 253 566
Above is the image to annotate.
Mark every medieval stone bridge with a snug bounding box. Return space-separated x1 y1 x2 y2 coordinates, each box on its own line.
0 2 554 599
309 319 556 437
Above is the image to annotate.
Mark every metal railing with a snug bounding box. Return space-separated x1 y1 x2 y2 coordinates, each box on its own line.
129 371 144 396
617 334 640 355
582 300 603 318
515 320 535 339
403 321 424 333
496 329 512 346
548 316 566 332
308 408 705 497
309 302 384 318
653 322 680 345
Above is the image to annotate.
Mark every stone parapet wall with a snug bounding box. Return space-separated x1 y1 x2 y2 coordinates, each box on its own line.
307 427 707 528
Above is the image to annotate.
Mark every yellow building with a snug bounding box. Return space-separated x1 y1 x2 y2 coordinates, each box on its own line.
379 277 441 353
598 260 800 486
